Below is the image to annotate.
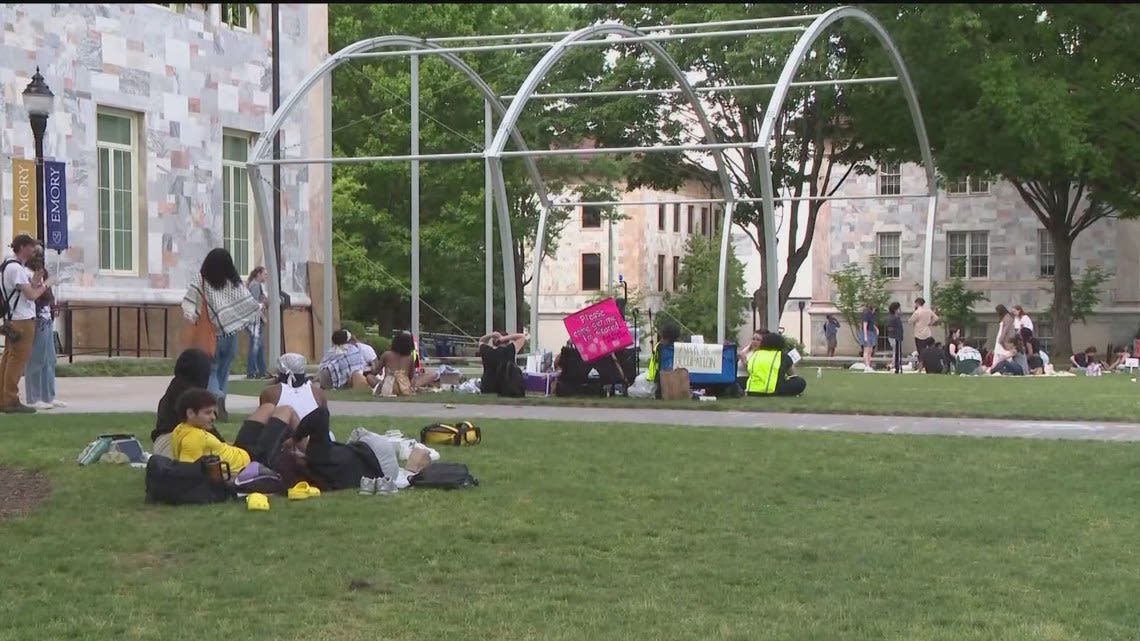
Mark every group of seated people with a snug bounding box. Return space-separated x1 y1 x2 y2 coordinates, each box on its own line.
153 349 401 492
1070 345 1134 375
316 329 439 397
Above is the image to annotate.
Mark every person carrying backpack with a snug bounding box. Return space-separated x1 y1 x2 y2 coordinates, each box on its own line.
0 235 52 414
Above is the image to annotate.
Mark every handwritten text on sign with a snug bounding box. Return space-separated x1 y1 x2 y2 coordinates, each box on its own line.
44 161 69 251
563 297 633 362
673 342 724 374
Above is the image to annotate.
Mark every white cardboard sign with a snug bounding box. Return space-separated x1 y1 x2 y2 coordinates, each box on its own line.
673 342 724 374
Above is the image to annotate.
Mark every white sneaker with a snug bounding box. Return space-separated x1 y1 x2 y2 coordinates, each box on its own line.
358 477 377 496
51 400 67 408
376 477 398 496
31 401 54 410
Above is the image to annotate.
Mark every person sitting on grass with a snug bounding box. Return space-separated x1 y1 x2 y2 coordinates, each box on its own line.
170 388 300 474
919 341 946 374
646 322 681 399
318 329 371 391
260 353 327 422
1070 346 1098 374
954 342 984 375
375 331 418 397
738 331 806 397
476 330 528 396
1106 347 1130 372
990 336 1029 376
153 348 216 458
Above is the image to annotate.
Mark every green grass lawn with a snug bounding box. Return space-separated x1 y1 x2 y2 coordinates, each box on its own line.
227 370 1140 423
2 414 1139 640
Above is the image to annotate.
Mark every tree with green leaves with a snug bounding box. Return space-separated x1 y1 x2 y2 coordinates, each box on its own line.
930 278 988 337
828 258 889 345
661 234 750 342
867 3 1140 357
566 3 902 319
328 4 622 334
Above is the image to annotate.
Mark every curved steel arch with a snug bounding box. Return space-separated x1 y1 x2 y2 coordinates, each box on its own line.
753 6 939 331
485 23 739 345
246 35 556 363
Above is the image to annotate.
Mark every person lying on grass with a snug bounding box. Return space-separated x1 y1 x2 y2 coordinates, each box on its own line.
737 331 806 397
170 388 301 474
279 406 400 492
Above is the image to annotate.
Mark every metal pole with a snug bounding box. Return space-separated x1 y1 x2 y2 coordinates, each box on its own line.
500 76 899 101
31 114 46 241
322 55 334 355
271 2 285 354
249 151 486 166
607 216 615 293
484 99 494 334
410 55 421 340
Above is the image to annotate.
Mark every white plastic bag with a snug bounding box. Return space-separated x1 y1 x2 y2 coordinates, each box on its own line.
628 372 656 399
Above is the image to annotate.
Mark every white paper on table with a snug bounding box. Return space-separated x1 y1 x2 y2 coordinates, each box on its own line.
788 348 802 364
690 335 704 344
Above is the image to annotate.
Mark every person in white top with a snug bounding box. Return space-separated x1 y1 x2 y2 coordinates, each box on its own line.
351 335 379 376
0 234 52 413
1012 305 1034 343
259 353 327 421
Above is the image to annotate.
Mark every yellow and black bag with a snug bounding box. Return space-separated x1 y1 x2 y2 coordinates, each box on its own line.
420 421 482 447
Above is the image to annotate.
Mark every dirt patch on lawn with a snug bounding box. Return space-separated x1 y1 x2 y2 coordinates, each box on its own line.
0 465 52 521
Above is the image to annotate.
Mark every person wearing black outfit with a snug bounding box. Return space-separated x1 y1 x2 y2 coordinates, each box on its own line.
886 302 904 374
919 342 946 374
153 348 217 457
476 331 528 396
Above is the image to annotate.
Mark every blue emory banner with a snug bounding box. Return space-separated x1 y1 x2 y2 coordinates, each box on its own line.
44 160 68 252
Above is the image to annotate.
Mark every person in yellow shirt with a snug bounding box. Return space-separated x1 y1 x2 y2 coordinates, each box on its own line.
171 388 300 473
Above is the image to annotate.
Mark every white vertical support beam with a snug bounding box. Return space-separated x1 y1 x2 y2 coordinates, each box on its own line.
484 99 494 334
922 195 937 302
486 158 519 334
248 165 280 364
322 61 334 356
607 215 615 293
410 55 421 340
756 146 781 331
715 201 735 344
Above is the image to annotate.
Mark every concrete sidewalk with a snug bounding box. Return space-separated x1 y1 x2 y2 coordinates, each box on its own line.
39 376 1140 442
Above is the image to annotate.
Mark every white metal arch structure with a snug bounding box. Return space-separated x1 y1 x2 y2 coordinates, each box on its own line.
753 6 939 330
486 23 739 347
246 35 556 364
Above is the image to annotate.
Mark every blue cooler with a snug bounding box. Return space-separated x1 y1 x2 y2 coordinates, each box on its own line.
659 343 739 386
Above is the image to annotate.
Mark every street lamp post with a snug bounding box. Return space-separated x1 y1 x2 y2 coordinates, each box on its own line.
22 68 54 242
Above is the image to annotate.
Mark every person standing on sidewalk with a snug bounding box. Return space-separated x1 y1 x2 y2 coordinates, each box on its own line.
245 266 270 379
909 297 939 354
887 302 905 374
23 245 64 410
0 235 51 413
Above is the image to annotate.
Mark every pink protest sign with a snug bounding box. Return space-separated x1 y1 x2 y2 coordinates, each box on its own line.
563 297 633 362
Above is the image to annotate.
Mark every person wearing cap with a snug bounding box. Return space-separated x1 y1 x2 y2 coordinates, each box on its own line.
259 353 327 420
317 329 370 390
0 234 52 413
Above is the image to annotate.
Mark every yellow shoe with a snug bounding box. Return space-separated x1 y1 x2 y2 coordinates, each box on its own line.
288 482 320 500
246 493 270 511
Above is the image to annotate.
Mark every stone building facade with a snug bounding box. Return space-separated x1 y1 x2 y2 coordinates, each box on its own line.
0 3 331 359
806 162 1140 356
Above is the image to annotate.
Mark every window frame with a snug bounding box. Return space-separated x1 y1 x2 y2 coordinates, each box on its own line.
581 205 602 230
222 130 256 278
581 253 602 291
657 203 666 231
877 232 902 279
878 161 901 196
946 175 991 195
96 107 142 275
656 254 666 292
672 256 680 292
672 203 680 233
687 205 695 234
946 230 990 280
220 3 252 30
1038 229 1055 279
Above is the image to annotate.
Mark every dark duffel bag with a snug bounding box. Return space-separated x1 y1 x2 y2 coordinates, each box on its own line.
145 455 234 506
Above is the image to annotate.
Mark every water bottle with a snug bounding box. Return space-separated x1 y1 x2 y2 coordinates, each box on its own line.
816 367 822 379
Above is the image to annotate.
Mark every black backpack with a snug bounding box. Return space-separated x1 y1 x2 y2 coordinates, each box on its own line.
409 463 479 490
144 455 234 506
0 258 21 320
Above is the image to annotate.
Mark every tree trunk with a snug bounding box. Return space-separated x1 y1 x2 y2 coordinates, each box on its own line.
1051 230 1075 359
513 241 527 332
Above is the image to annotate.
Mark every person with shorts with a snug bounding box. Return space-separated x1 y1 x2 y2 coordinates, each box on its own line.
170 388 299 473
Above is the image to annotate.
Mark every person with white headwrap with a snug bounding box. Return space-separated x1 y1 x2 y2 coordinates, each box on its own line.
257 352 327 420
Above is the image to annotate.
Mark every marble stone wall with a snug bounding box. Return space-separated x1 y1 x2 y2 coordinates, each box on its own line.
0 3 328 304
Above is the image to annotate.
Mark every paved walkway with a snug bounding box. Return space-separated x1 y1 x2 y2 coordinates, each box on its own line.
42 376 1140 442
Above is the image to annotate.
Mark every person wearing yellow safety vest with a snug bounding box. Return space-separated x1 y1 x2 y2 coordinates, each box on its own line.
646 322 681 399
736 330 806 397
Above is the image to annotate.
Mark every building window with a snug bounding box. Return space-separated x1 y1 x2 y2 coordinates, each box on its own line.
220 4 250 29
1035 321 1053 356
1038 229 1055 278
947 176 991 195
686 205 695 234
657 203 666 231
967 323 989 350
713 208 721 236
877 232 901 279
657 254 666 292
947 231 989 279
672 203 680 232
581 253 601 291
581 205 602 229
222 132 254 277
700 207 709 237
878 162 901 196
672 256 680 292
97 110 139 274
